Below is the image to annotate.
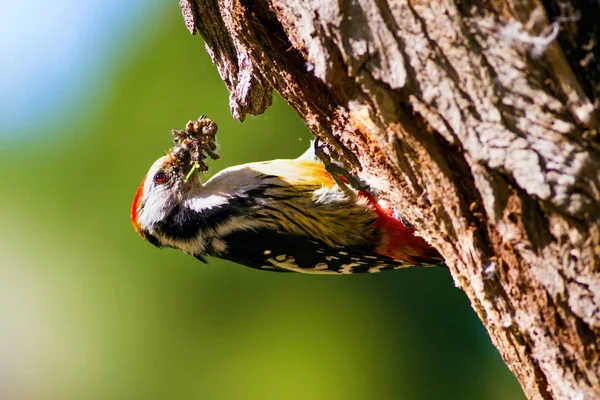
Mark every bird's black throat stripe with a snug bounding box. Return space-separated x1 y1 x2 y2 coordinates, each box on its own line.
156 189 267 240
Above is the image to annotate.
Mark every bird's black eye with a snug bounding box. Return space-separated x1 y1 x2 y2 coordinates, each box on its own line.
153 171 168 184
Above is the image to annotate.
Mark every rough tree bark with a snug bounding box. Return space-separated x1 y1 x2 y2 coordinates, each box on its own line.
178 1 600 399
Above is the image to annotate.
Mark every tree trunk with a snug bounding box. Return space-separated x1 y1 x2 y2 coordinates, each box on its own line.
178 0 600 398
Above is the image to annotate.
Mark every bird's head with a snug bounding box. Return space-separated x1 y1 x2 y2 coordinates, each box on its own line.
131 151 201 241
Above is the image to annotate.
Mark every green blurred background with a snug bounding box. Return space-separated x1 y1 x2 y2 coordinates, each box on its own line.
0 2 525 399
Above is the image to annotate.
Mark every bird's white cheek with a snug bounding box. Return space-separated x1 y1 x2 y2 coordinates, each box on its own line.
138 191 173 229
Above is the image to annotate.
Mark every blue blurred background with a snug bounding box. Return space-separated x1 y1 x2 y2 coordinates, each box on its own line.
0 2 525 399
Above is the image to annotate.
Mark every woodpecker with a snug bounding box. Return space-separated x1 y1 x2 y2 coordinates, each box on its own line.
131 143 443 274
